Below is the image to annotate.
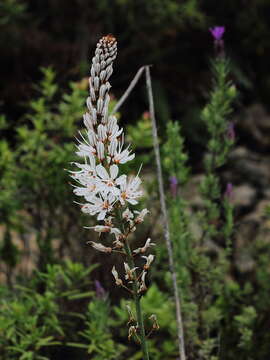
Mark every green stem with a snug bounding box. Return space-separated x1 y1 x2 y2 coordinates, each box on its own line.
124 240 150 360
115 208 149 359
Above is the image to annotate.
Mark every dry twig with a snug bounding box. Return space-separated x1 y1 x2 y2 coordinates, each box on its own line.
145 65 186 360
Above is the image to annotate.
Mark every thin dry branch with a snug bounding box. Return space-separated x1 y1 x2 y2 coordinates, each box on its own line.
111 66 146 114
110 64 187 360
145 65 186 360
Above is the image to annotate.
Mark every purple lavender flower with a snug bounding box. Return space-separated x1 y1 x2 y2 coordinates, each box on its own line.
209 26 225 57
224 182 234 201
227 122 235 141
95 280 106 299
169 176 178 198
209 26 225 41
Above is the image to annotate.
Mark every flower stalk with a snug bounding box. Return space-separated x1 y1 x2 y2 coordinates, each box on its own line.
70 35 153 360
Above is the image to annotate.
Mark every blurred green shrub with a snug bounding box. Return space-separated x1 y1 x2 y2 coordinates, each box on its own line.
0 67 92 279
0 260 96 360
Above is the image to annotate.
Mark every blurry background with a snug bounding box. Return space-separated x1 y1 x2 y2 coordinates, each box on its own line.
2 0 270 148
1 1 270 359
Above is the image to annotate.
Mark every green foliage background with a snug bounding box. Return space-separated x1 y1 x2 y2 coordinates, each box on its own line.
1 1 270 359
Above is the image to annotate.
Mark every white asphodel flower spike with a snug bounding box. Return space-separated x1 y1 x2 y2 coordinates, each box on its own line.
71 35 154 356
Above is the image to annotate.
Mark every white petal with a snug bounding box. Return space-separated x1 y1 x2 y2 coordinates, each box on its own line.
109 164 119 179
127 199 138 205
73 187 88 196
97 210 106 221
130 177 141 190
116 175 127 187
96 164 109 180
120 153 135 164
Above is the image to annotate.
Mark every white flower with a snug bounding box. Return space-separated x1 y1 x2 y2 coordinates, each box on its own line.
104 216 113 227
109 136 135 164
70 158 99 199
149 314 159 330
134 208 149 223
87 225 111 233
87 129 97 147
71 172 98 198
76 143 96 157
128 325 137 341
122 208 134 221
138 271 147 293
124 262 138 281
113 144 135 164
73 182 98 199
142 254 155 270
112 266 123 286
75 132 97 157
97 124 107 142
81 193 115 220
113 239 124 249
108 138 118 157
70 155 96 180
88 225 122 238
89 242 112 253
83 112 95 130
107 116 123 140
96 141 105 161
95 164 123 196
133 238 155 254
110 227 123 239
119 175 143 205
